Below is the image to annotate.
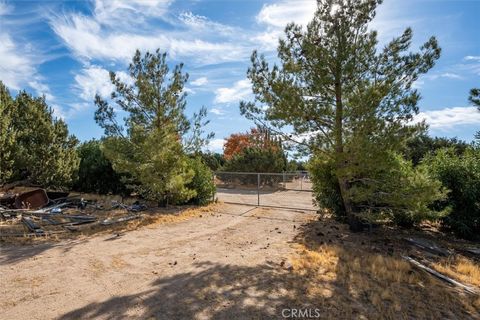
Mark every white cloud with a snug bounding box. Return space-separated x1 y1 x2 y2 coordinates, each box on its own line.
179 11 236 36
0 34 37 90
214 79 252 104
74 66 114 101
439 73 462 80
210 107 225 115
191 76 208 86
415 107 480 129
0 1 12 15
253 0 316 50
50 2 249 65
207 138 225 152
28 80 54 101
256 0 315 28
465 56 480 61
74 65 133 101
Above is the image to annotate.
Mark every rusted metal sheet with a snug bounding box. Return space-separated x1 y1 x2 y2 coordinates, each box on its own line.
15 189 49 209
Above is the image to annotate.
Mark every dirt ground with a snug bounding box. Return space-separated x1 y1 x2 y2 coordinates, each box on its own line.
1 202 479 319
216 188 316 210
0 203 317 320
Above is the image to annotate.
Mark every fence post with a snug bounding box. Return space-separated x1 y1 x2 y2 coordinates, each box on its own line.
300 174 303 191
257 173 260 206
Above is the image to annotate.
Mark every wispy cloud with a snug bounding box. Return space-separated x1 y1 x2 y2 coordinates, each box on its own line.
74 66 114 101
210 107 225 115
415 107 480 129
191 76 208 86
0 34 38 90
50 1 250 65
214 79 252 104
465 56 480 61
253 0 315 50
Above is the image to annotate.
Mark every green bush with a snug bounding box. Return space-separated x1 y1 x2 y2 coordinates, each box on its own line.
186 157 215 205
198 152 225 171
425 147 480 239
308 157 345 218
309 153 447 227
404 134 468 166
74 140 128 195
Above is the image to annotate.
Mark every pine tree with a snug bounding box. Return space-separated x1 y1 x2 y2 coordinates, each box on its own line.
241 0 445 225
0 82 16 184
11 91 79 189
95 49 212 204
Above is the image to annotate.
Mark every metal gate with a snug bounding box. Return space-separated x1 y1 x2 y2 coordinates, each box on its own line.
214 172 316 211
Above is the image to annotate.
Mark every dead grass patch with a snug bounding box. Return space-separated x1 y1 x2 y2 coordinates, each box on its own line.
290 218 480 319
433 256 480 287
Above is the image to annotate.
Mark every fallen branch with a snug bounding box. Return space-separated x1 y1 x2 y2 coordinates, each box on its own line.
402 255 478 295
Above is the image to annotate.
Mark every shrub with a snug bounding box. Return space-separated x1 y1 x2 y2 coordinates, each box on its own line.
198 152 225 171
73 140 128 195
186 157 215 205
308 157 345 218
309 153 447 227
425 147 480 239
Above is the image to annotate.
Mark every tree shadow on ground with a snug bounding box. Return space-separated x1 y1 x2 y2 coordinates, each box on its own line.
57 217 480 319
0 239 90 266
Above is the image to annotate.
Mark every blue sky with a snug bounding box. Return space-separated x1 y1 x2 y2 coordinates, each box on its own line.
1 0 479 152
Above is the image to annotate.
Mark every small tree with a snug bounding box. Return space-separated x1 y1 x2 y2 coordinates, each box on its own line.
95 49 213 205
241 0 445 226
0 82 15 184
7 90 79 189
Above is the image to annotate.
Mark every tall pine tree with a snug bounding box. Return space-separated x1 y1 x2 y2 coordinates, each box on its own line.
241 0 445 226
95 49 212 204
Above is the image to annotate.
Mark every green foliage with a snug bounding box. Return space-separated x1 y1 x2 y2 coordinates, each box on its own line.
95 50 213 204
286 160 306 172
73 140 127 195
308 157 345 217
0 82 16 184
310 153 447 227
186 157 215 205
0 83 79 189
222 147 287 173
469 87 480 107
240 0 444 225
404 134 468 166
347 153 448 227
425 147 480 239
198 152 225 171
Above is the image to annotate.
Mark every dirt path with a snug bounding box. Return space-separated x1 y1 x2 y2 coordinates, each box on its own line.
0 204 316 320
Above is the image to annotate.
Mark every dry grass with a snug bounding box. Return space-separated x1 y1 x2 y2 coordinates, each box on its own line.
433 256 480 287
290 219 480 319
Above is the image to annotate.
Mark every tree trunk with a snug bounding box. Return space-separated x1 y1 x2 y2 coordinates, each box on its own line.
334 81 354 220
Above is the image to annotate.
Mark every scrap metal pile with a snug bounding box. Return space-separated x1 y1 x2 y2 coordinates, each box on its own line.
0 188 147 239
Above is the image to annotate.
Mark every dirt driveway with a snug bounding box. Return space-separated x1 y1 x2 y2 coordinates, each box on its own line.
0 204 316 320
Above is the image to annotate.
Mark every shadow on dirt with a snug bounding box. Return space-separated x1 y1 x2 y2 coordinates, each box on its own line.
57 218 479 319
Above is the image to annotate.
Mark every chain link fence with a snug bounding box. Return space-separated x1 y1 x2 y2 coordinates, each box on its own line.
214 172 316 211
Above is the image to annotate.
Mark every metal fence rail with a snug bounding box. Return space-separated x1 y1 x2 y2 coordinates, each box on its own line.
214 171 316 211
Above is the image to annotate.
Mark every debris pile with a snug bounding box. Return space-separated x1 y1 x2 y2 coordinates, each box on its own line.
0 188 147 239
